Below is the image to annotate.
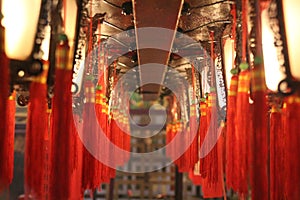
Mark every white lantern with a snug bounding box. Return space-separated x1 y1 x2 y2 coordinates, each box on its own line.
64 0 78 50
223 38 235 88
282 0 300 80
1 0 42 60
261 8 285 91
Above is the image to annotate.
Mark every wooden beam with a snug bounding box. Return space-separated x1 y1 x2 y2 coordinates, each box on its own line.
132 0 184 100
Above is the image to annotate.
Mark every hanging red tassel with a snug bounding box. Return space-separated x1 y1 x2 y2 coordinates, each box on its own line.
94 23 113 184
110 88 130 168
110 112 121 165
201 124 225 199
70 115 84 199
284 95 300 199
177 98 198 172
199 100 208 177
177 127 191 172
248 0 269 198
0 94 15 192
95 42 108 184
166 96 176 165
166 123 172 159
235 66 250 195
119 98 131 165
81 78 102 189
189 64 199 169
225 74 238 190
24 63 49 199
0 24 15 193
123 109 131 163
269 103 284 199
204 93 220 181
81 13 103 190
48 34 78 199
225 3 238 190
250 69 268 199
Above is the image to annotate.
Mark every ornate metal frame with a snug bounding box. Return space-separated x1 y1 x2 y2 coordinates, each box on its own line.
268 0 300 95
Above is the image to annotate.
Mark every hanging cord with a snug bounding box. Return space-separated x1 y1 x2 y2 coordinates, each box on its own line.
191 64 197 102
231 4 238 72
108 60 117 117
209 31 216 89
63 0 67 31
241 0 248 63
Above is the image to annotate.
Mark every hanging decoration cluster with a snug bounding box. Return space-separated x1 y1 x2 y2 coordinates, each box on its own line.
0 0 132 198
1 0 300 199
168 0 300 199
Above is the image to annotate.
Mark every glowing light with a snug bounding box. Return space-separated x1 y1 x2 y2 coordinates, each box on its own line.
282 0 300 80
223 38 235 88
261 9 285 91
64 0 77 50
2 0 41 60
40 25 51 61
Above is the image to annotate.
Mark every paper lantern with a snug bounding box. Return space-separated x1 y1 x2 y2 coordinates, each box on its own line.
1 0 41 60
261 9 285 91
282 0 300 80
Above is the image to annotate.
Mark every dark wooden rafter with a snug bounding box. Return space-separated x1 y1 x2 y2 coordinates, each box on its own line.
132 0 185 100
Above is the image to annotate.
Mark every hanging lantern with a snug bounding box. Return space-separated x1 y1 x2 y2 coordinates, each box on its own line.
1 0 51 82
1 0 41 60
64 0 78 50
223 38 235 88
261 8 284 91
282 0 300 80
267 0 300 94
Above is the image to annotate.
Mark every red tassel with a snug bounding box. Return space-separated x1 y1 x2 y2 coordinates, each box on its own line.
49 35 78 199
203 93 218 183
189 64 199 169
81 79 102 190
25 69 48 199
166 96 178 163
269 104 284 199
110 109 129 167
250 0 269 197
70 115 84 199
0 95 15 193
81 15 103 189
189 114 199 169
250 67 268 199
199 101 208 177
0 23 15 192
201 125 225 199
118 113 127 165
225 75 238 189
173 123 180 168
95 44 109 183
177 127 191 172
202 31 221 186
284 95 300 199
235 69 250 195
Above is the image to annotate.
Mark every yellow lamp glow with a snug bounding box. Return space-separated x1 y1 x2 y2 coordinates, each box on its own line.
1 0 41 60
40 25 51 61
261 9 285 91
64 0 77 50
223 38 235 88
282 0 300 80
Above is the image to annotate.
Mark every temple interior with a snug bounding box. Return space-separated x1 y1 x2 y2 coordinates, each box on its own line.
0 0 300 199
